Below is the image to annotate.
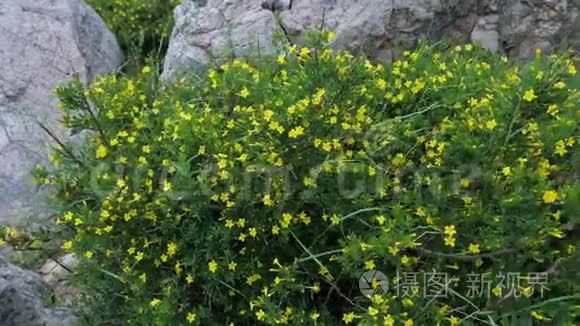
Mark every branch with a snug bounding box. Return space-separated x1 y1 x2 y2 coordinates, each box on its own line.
415 247 519 261
37 122 85 167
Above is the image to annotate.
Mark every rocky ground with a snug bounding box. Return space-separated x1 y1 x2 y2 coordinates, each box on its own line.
0 252 77 325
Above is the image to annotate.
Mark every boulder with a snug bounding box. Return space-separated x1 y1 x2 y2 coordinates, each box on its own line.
0 253 77 326
163 0 579 79
163 0 280 78
0 0 123 224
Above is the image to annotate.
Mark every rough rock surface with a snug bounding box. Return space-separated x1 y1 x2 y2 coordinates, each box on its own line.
39 254 79 305
0 253 77 326
163 0 280 78
163 0 579 78
0 0 123 224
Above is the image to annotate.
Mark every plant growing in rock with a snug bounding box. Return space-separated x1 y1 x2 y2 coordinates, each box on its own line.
86 0 181 68
39 34 579 325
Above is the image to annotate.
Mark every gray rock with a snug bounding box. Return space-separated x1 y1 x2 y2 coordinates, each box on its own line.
39 254 79 305
471 15 500 51
498 0 579 60
163 0 279 78
0 0 123 224
0 253 77 326
163 0 579 79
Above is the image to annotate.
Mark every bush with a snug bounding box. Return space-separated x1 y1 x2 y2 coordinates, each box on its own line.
38 37 579 325
87 0 181 65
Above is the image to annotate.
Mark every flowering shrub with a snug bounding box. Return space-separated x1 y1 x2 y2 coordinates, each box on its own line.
37 37 579 325
87 0 181 59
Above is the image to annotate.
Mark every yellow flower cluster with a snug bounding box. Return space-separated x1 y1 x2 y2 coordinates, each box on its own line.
44 39 579 325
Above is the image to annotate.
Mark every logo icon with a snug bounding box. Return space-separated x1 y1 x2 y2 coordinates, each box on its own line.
359 270 389 298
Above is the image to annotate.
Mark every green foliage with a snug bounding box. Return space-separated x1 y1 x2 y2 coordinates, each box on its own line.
41 37 579 325
86 0 181 67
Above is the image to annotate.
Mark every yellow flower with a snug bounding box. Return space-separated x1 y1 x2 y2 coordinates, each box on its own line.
364 260 376 270
444 225 456 247
228 261 237 271
444 225 456 236
303 176 315 187
312 88 326 105
375 78 387 90
310 312 320 320
175 261 183 275
96 144 108 159
326 31 336 42
449 316 460 326
521 286 533 297
542 190 558 204
238 87 250 99
299 212 311 225
249 227 257 238
256 309 266 321
485 119 497 130
186 274 195 284
531 311 547 321
84 251 93 259
208 260 218 273
186 312 197 323
546 104 558 117
375 215 386 225
141 66 152 74
288 126 305 138
444 236 456 247
554 140 568 157
404 319 414 326
263 109 274 121
149 298 161 308
262 194 275 207
568 64 577 75
61 240 73 251
167 242 178 256
330 214 341 225
299 47 311 59
281 213 293 228
502 167 511 176
277 54 286 65
367 306 379 317
468 243 480 254
553 81 566 89
342 312 357 324
139 273 147 283
522 89 537 102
